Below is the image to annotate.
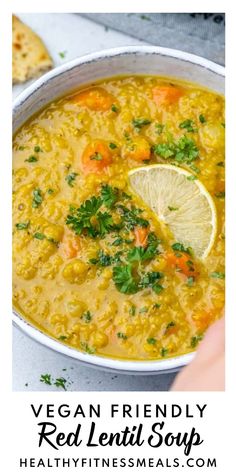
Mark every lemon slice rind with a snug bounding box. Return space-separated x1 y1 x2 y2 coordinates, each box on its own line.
128 164 217 259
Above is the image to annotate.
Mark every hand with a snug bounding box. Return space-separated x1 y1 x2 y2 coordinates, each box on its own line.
171 317 225 391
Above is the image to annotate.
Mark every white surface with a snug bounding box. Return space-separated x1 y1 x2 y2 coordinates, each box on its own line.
13 328 175 391
12 12 176 391
13 12 148 99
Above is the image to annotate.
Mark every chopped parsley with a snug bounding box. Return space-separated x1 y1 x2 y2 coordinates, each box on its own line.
39 372 71 390
117 205 149 229
81 311 92 323
15 221 30 230
89 250 118 267
111 237 123 246
34 145 43 152
217 161 224 167
171 242 192 255
117 332 128 340
40 374 52 386
90 152 103 161
139 306 148 313
47 237 59 247
59 50 67 59
153 135 199 164
147 337 156 345
89 253 111 267
111 104 119 113
129 305 136 316
155 123 165 135
139 271 163 293
80 342 95 354
187 276 195 286
25 155 38 163
210 272 225 279
54 377 67 390
175 136 199 162
58 336 67 341
187 174 197 181
33 232 59 246
153 143 174 159
47 188 54 194
189 164 200 174
65 172 78 187
165 321 176 333
215 191 225 198
179 119 197 133
132 118 152 129
168 206 179 211
33 232 46 240
109 142 117 149
190 334 203 348
153 303 161 309
160 347 168 357
32 188 43 208
199 114 206 124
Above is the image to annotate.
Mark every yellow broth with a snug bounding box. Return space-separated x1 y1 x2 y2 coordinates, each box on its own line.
13 76 225 360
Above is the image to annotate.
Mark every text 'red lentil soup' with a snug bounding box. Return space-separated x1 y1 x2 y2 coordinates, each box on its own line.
13 76 225 361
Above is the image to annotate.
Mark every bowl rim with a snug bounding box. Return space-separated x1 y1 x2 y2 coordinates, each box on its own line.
12 45 224 374
13 45 225 113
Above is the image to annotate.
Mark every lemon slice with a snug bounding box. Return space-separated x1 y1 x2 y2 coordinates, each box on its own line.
128 164 217 259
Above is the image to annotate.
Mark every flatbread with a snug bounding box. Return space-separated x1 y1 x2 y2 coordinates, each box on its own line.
12 15 53 84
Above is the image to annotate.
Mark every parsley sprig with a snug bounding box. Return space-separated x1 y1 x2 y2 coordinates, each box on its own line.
66 196 104 237
127 233 160 262
100 184 119 208
153 135 199 164
113 264 138 294
66 185 145 238
112 264 163 296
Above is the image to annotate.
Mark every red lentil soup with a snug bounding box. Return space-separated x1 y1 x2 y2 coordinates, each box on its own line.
13 76 225 361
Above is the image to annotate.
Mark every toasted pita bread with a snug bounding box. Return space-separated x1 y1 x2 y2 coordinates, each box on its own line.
12 15 53 84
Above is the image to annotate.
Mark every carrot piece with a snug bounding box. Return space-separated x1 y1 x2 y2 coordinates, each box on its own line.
166 252 196 277
192 311 214 331
122 137 151 162
152 86 183 107
72 87 116 112
61 236 81 259
81 140 113 174
134 226 149 247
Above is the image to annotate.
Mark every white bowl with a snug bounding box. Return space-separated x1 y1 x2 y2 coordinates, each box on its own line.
13 46 225 374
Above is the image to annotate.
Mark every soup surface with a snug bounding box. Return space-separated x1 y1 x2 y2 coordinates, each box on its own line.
13 75 225 361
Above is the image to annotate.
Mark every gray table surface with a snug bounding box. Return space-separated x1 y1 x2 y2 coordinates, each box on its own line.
12 13 177 391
